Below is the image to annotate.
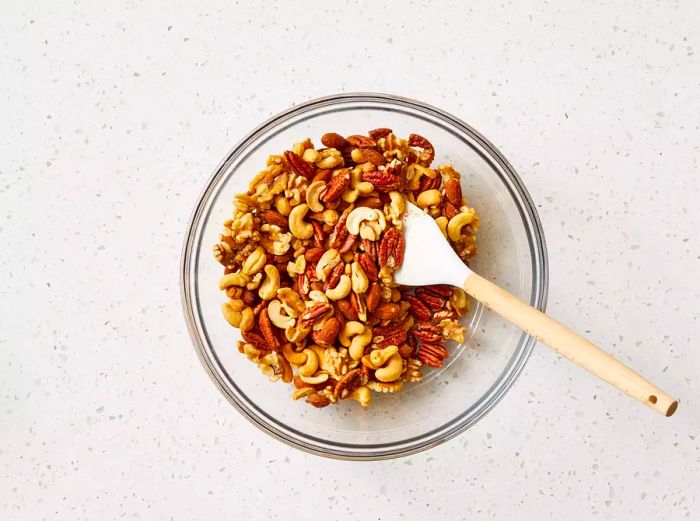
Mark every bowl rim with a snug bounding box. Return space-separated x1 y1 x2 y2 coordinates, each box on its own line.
180 92 549 460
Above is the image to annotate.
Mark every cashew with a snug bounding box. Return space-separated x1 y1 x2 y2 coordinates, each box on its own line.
242 343 263 362
258 264 280 300
219 271 249 289
359 220 383 241
350 261 369 294
286 255 306 276
345 207 386 236
435 216 448 238
302 148 320 164
239 307 255 331
258 352 284 382
406 163 436 190
267 300 295 329
288 203 314 239
282 343 308 365
241 246 267 276
299 372 330 385
370 345 399 367
245 272 263 290
385 191 406 223
292 387 315 400
447 209 476 241
274 195 292 216
277 287 306 317
292 138 312 156
305 180 327 213
284 324 311 343
310 208 339 226
315 248 341 281
315 148 343 169
325 274 352 300
416 189 442 208
221 301 243 327
349 386 372 407
298 348 319 377
341 188 359 203
374 353 403 383
339 321 372 360
308 290 329 303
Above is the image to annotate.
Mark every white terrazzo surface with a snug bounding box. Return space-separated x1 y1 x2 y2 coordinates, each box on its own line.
2 1 699 519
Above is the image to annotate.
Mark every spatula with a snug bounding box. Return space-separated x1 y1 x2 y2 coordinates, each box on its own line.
395 202 678 416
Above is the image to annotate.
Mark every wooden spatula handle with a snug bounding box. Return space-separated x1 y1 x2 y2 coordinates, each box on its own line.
463 273 678 416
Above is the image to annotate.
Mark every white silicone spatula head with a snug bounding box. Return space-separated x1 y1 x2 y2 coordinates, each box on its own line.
394 202 472 287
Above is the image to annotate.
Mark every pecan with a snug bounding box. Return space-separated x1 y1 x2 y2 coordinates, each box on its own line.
320 170 351 203
294 274 309 297
373 324 407 348
418 172 441 192
306 393 331 408
284 150 314 178
338 233 357 255
313 169 333 184
357 252 378 281
271 251 293 264
373 302 401 320
415 288 446 310
258 309 280 349
418 342 449 368
412 321 443 343
312 317 341 346
309 281 324 292
443 200 460 220
337 298 358 321
305 261 317 282
398 343 415 359
431 309 460 322
333 368 362 399
378 227 405 269
368 127 392 140
241 289 257 306
305 247 324 262
361 238 377 261
422 284 453 298
350 291 365 316
444 178 462 206
405 294 431 321
260 209 288 227
311 220 325 248
346 135 377 148
278 354 293 383
252 299 267 316
361 170 402 192
355 195 383 209
299 303 332 327
328 207 351 249
326 262 345 290
321 132 349 150
407 134 435 165
365 282 382 312
242 330 268 351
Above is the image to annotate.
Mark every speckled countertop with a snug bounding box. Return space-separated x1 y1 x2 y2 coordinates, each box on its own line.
2 1 699 519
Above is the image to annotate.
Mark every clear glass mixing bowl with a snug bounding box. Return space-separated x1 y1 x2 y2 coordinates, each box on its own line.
181 93 548 460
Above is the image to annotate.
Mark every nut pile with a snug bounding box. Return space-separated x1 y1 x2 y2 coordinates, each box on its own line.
214 129 480 408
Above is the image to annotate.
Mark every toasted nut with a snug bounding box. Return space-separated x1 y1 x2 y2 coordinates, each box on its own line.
257 352 283 382
267 300 295 329
299 372 329 385
315 148 343 169
339 321 372 360
306 180 327 213
274 195 292 216
241 246 267 276
292 387 315 400
219 271 249 289
242 343 263 362
277 287 306 317
346 207 386 236
288 203 314 239
370 345 399 367
258 264 281 300
282 343 307 365
326 274 351 300
350 261 369 294
315 248 341 281
367 380 404 393
447 209 476 241
349 386 372 407
298 348 319 377
373 302 401 320
374 353 403 382
245 272 263 290
286 255 306 276
310 208 339 226
416 189 442 208
284 324 311 343
308 290 329 303
386 190 406 223
302 148 320 163
306 392 331 408
435 216 448 238
239 307 255 331
221 301 243 327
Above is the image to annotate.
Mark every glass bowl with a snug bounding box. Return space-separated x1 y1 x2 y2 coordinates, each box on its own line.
180 93 548 460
